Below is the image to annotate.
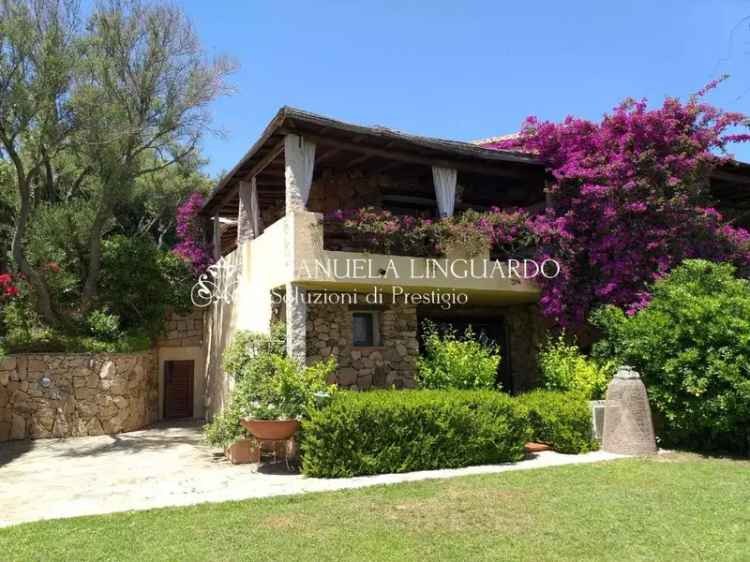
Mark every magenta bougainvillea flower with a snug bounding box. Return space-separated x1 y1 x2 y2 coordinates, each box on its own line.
483 78 750 325
173 192 212 274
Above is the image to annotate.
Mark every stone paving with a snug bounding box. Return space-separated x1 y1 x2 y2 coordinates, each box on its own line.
0 420 626 528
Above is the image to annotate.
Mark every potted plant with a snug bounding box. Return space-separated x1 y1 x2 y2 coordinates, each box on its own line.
203 406 260 464
240 356 336 441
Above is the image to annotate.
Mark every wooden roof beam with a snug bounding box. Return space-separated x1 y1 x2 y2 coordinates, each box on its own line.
345 153 374 168
302 134 533 180
215 139 285 212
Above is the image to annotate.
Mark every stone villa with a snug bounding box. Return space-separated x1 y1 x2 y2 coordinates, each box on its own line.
196 107 750 419
4 106 750 440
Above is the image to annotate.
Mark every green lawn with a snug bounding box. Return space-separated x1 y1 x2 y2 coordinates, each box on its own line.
1 454 749 562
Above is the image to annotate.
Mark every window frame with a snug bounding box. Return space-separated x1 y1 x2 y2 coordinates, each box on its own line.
351 311 381 347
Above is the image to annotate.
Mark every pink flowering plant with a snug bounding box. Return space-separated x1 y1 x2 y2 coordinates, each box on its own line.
0 273 19 301
324 206 540 259
484 78 750 325
445 208 540 258
173 192 212 274
324 208 440 257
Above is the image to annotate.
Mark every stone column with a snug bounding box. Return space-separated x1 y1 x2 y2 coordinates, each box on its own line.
602 366 657 455
285 282 307 363
237 180 254 245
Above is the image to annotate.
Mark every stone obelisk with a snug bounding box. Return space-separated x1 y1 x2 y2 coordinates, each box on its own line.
602 366 657 455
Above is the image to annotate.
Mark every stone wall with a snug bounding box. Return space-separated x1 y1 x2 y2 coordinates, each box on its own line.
307 169 385 213
305 300 419 389
156 309 204 347
0 352 158 442
504 304 547 391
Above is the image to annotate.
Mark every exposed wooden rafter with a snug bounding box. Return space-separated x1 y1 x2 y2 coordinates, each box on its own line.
302 134 532 180
215 139 285 212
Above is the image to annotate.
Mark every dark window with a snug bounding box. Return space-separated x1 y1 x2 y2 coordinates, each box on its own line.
352 312 375 347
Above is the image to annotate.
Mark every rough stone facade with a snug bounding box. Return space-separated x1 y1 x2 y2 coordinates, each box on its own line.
156 309 204 347
504 304 547 392
305 300 419 389
0 352 158 442
307 169 387 213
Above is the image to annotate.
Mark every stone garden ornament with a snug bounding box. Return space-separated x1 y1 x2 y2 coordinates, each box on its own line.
602 366 658 455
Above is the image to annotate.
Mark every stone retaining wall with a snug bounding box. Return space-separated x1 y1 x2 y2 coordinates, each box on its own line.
156 309 204 347
0 352 158 441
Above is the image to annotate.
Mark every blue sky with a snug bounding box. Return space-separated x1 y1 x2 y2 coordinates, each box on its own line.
179 0 750 177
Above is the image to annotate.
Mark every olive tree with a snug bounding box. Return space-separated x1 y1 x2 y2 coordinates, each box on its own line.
0 0 233 325
0 0 80 323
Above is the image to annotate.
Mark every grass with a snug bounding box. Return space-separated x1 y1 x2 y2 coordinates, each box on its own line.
1 453 749 561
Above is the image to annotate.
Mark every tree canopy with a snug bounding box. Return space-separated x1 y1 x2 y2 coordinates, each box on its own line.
0 0 231 349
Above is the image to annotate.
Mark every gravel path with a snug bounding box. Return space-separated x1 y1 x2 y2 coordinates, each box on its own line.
0 421 625 528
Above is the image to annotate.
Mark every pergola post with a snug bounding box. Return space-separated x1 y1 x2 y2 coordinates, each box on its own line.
285 283 307 363
283 134 316 363
237 179 254 245
212 211 221 261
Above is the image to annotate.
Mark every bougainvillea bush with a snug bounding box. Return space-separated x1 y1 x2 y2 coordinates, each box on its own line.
323 206 539 258
592 260 750 453
324 208 439 256
484 80 750 325
173 192 211 274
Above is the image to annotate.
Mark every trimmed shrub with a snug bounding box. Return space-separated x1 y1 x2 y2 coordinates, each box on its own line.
539 334 614 400
592 259 750 453
516 390 597 454
416 320 501 390
301 390 529 477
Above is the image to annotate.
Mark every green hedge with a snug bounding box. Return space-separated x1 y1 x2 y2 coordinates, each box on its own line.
516 390 597 454
301 390 529 478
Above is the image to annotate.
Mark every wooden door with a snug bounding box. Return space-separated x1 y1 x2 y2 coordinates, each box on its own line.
164 360 194 419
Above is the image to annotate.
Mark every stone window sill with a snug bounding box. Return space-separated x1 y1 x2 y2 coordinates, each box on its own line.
352 346 386 352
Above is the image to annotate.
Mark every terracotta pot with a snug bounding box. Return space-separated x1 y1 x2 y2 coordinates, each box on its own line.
524 442 552 454
225 438 260 464
241 418 299 440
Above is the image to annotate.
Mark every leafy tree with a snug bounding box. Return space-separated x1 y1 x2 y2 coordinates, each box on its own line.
592 259 750 453
0 0 80 323
99 235 193 338
0 0 233 327
71 0 233 313
121 156 212 248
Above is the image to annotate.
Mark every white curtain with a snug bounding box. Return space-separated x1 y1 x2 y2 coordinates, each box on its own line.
285 134 317 210
432 166 457 217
